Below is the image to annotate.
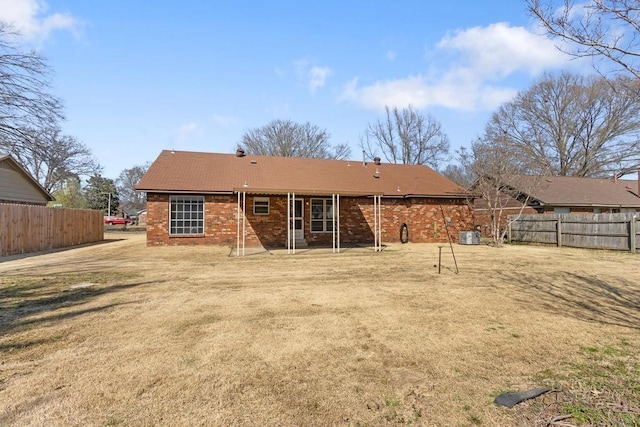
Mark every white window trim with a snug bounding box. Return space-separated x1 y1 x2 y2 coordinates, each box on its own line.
253 197 270 215
310 198 333 233
169 195 205 236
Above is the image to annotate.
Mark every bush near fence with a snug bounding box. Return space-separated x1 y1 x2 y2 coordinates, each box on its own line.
508 213 639 252
0 203 104 257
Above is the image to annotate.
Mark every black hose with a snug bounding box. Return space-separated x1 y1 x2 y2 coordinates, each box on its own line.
400 223 409 244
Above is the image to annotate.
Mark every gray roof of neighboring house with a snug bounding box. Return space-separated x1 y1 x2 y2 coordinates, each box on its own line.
136 150 469 198
501 175 640 208
0 154 54 204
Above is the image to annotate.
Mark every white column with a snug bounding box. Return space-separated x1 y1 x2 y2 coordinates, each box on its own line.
373 195 378 251
287 193 291 254
377 195 382 251
236 192 240 256
332 194 336 253
337 194 340 253
242 192 246 256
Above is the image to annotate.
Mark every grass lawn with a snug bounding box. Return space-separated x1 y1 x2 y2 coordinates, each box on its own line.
0 233 639 426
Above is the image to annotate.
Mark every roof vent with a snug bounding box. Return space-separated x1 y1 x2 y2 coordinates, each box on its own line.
374 157 381 165
373 168 380 178
250 159 257 164
236 148 246 157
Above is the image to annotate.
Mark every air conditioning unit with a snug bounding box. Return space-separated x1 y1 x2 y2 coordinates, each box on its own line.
459 231 480 245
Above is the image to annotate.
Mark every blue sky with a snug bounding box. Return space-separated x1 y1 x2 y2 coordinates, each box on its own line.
0 0 581 180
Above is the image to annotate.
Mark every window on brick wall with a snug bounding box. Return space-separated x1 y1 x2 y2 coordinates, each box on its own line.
310 198 334 232
253 197 269 215
169 195 204 235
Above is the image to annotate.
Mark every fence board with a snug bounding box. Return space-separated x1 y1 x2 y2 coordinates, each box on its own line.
0 204 103 257
509 213 639 252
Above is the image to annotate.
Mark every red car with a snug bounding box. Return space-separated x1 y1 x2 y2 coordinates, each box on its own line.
104 216 134 225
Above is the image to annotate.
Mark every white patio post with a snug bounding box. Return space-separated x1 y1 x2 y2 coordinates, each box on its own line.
337 194 340 253
287 192 291 254
377 195 382 251
373 195 378 251
242 191 246 256
236 192 240 256
332 194 336 253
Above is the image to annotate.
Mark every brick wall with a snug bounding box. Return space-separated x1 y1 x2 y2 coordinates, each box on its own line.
146 193 474 247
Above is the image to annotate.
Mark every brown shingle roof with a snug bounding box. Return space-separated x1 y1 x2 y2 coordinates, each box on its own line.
502 175 640 208
136 150 469 198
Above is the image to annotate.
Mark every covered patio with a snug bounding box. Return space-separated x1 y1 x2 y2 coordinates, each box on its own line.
234 190 384 256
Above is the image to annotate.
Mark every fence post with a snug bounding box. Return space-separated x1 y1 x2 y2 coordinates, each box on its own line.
557 216 562 247
631 217 637 254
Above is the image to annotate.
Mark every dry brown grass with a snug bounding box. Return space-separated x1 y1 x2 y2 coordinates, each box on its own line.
1 232 639 426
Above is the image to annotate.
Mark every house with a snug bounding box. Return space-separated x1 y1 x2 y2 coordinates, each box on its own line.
0 154 54 205
136 150 473 253
474 174 640 236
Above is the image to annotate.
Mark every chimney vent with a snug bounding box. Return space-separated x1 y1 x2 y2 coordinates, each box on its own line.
374 156 381 165
236 148 246 157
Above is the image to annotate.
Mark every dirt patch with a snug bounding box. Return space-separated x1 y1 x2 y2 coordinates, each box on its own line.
0 233 638 426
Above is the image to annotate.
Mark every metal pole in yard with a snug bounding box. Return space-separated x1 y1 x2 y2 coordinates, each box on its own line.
439 205 459 274
438 246 443 274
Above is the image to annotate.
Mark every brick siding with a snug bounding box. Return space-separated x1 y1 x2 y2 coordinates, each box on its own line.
146 193 474 247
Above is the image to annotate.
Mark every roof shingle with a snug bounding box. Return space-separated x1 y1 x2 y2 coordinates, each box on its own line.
136 150 468 198
502 175 640 208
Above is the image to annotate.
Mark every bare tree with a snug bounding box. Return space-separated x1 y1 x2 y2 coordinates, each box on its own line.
361 106 450 168
487 72 640 177
440 158 475 188
10 127 102 193
239 119 350 160
0 24 99 191
528 0 640 78
117 162 150 212
0 24 63 149
462 139 544 247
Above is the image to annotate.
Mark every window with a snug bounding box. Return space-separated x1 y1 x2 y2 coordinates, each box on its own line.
554 207 570 214
169 195 204 235
253 197 269 215
310 199 334 232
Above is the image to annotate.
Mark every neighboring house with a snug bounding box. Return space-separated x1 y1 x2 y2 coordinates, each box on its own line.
136 209 147 227
136 150 473 251
0 154 54 205
474 174 640 236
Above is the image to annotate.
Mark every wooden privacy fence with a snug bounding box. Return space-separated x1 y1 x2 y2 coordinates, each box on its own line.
0 203 104 257
508 213 639 253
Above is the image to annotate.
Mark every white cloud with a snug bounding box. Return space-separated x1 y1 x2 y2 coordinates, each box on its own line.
0 0 81 41
437 22 567 77
341 76 431 110
294 58 332 93
309 66 332 93
174 122 200 146
341 22 571 112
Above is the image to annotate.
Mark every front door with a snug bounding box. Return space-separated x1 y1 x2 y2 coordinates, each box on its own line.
294 199 304 240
